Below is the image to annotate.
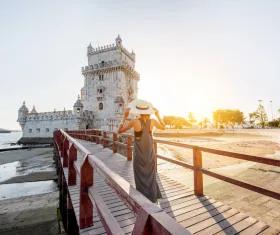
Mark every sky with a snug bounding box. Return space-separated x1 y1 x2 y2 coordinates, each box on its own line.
0 0 280 130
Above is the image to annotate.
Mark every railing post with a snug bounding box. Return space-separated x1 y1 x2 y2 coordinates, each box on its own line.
90 130 94 142
80 156 93 228
127 136 132 161
63 138 69 167
60 135 65 158
103 131 107 148
113 133 117 153
68 144 77 186
193 147 203 195
154 141 158 173
96 130 100 144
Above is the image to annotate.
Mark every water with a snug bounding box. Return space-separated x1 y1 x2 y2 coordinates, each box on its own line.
0 132 22 149
0 180 57 200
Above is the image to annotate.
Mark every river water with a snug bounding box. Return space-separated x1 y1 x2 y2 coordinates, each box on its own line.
0 132 22 149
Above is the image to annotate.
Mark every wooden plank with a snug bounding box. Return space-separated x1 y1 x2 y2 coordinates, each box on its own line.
160 195 209 209
161 188 193 199
168 199 219 218
173 201 224 223
186 208 239 233
215 217 258 235
89 188 124 235
257 227 280 235
107 201 125 209
159 191 195 203
114 212 135 223
163 196 211 213
196 212 249 235
179 205 232 228
238 221 269 235
159 185 190 194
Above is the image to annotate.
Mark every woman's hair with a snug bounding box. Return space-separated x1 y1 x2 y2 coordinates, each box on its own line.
140 114 151 119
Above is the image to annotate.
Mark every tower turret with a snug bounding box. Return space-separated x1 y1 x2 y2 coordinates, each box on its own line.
73 95 84 116
30 105 38 114
17 101 29 129
131 49 136 61
115 34 122 47
87 43 93 55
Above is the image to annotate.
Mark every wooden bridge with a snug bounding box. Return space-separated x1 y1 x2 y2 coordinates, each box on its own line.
54 129 280 235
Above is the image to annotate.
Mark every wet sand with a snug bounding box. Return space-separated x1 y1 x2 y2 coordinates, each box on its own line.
0 148 57 185
0 147 59 234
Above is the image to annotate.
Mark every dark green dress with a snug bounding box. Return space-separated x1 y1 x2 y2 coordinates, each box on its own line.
133 118 162 203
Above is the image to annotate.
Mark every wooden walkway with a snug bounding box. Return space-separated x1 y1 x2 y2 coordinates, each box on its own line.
63 139 280 235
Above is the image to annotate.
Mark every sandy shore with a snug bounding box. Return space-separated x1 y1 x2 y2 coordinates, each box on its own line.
159 131 280 169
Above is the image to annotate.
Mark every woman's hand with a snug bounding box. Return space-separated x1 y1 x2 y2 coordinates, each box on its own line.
153 107 159 116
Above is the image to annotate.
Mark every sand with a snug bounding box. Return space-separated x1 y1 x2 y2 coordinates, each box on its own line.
159 132 280 169
0 147 57 184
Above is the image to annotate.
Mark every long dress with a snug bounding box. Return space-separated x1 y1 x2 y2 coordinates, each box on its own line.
133 118 162 203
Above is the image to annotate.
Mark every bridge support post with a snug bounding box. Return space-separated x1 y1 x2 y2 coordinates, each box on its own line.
63 138 69 167
127 136 132 161
103 131 107 148
154 142 158 172
68 144 77 186
80 156 94 228
67 194 79 235
60 172 68 231
193 147 203 196
113 133 117 153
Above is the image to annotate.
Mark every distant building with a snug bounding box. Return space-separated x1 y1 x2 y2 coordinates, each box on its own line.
17 35 139 144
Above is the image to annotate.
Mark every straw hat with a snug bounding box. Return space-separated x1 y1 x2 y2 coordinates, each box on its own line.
127 99 155 115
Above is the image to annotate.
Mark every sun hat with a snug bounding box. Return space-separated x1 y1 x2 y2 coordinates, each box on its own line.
127 99 155 115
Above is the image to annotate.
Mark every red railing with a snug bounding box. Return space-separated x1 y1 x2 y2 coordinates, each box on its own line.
67 129 280 201
54 130 191 234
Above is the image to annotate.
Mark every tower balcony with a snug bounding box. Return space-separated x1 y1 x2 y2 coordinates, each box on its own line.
97 94 104 101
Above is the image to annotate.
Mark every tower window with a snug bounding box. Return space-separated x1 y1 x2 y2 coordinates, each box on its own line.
97 88 103 94
45 128 49 133
36 128 40 133
99 75 104 81
99 103 103 110
119 103 122 107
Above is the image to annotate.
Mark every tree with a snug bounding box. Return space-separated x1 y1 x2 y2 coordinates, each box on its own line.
187 112 197 125
213 109 245 125
249 112 257 124
254 104 268 128
163 116 190 128
202 117 210 128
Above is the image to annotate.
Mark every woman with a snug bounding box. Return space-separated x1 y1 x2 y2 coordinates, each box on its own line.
117 99 166 203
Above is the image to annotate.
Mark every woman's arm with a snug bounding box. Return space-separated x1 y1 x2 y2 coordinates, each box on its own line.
118 120 135 133
153 108 166 130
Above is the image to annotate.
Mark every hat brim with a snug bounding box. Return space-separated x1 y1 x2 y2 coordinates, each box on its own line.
128 100 155 115
129 107 155 115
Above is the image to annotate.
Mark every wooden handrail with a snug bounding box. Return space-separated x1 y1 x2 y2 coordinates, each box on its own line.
54 129 191 234
68 129 280 202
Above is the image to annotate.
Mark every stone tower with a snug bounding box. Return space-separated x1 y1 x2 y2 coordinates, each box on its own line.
81 35 140 130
